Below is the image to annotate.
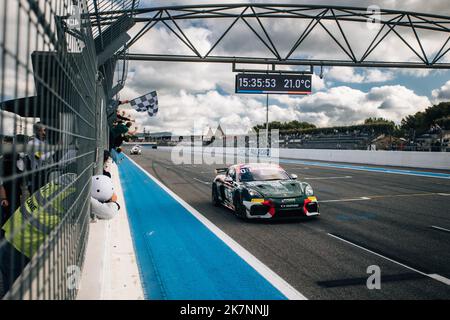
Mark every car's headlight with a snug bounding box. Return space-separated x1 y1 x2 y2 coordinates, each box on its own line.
304 184 314 196
248 189 263 198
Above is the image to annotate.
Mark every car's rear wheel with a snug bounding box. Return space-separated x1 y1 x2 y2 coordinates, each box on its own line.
212 184 220 207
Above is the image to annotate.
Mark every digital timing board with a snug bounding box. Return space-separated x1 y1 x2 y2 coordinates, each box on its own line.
235 73 312 95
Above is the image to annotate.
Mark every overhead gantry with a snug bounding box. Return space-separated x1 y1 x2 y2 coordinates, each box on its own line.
89 3 450 69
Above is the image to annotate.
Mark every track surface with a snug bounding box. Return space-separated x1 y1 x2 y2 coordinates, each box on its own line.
125 147 450 299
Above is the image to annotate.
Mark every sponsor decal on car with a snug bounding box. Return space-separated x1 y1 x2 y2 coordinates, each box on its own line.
280 204 300 208
251 198 264 203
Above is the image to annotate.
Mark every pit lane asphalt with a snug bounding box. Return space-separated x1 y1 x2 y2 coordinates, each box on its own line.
124 147 450 300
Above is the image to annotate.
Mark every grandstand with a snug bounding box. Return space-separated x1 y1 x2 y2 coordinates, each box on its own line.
280 132 372 150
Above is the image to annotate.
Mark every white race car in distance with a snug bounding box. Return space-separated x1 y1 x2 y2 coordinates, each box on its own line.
130 145 142 155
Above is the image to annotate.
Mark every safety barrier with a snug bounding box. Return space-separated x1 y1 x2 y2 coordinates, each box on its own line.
0 0 139 300
156 146 450 170
278 149 450 170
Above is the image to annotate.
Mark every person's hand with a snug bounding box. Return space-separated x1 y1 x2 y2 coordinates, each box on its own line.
1 199 9 207
111 193 118 202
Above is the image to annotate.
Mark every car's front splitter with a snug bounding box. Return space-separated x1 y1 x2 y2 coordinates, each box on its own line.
243 198 319 219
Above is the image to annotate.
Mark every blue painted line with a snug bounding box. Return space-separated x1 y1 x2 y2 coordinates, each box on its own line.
117 155 287 300
279 159 450 179
237 90 264 93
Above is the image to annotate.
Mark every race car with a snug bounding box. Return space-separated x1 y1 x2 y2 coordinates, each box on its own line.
130 145 142 155
212 163 319 219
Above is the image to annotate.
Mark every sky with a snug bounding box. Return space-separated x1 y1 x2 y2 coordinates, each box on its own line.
119 1 450 134
6 0 450 136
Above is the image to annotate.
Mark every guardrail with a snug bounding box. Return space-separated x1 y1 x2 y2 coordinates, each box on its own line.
278 149 450 170
153 146 450 170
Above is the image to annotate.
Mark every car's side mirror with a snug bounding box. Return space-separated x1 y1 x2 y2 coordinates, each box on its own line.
290 174 298 180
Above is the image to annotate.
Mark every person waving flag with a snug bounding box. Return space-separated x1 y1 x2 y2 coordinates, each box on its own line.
129 91 159 117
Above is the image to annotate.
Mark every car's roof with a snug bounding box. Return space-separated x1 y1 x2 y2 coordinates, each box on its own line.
233 163 282 170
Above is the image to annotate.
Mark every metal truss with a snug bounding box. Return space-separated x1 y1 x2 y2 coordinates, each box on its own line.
86 0 139 98
90 3 450 69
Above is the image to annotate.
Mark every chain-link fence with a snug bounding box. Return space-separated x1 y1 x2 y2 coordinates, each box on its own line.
0 0 138 300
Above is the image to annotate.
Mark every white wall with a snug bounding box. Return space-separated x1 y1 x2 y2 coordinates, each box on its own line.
278 149 450 170
155 146 450 170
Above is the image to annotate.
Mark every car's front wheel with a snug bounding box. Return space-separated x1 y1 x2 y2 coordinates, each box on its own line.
233 195 247 220
212 184 220 207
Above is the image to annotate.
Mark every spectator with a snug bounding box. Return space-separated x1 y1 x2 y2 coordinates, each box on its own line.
27 122 55 193
0 183 8 209
90 175 120 220
110 122 137 150
28 122 54 170
0 173 77 296
0 179 8 237
116 108 134 123
103 150 112 178
111 147 124 164
1 154 26 222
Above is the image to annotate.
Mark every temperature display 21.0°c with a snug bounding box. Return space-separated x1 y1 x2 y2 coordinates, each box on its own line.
235 73 312 95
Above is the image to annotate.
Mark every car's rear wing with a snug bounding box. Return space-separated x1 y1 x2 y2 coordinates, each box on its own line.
215 168 228 174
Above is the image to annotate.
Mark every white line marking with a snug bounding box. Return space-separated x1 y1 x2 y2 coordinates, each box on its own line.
438 193 450 196
321 192 450 203
428 274 450 285
304 176 352 180
193 178 210 185
321 197 371 203
328 233 450 286
431 225 450 233
124 155 307 300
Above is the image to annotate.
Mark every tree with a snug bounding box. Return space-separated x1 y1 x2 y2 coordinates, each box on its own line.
253 120 315 132
400 102 450 135
364 117 395 126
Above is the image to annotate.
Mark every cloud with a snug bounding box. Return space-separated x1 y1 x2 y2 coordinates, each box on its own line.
118 0 446 136
121 90 266 135
431 80 450 103
120 84 430 135
364 69 395 83
326 67 394 83
272 85 430 127
2 0 445 140
124 61 233 95
134 1 450 64
398 69 433 78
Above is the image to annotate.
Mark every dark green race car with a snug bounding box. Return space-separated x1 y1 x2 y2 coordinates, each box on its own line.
212 163 319 219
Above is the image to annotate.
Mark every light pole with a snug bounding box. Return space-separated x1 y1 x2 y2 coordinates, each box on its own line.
266 93 269 150
265 64 269 152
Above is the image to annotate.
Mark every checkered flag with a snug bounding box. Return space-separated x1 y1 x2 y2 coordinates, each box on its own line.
129 91 159 117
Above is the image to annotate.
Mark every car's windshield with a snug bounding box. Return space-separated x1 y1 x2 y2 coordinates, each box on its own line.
239 166 291 182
